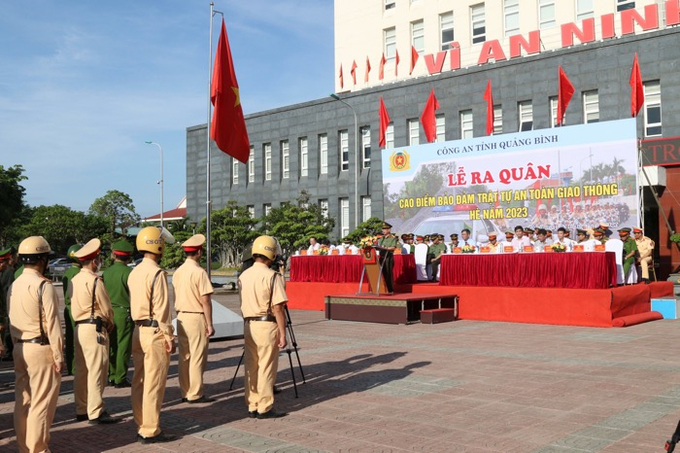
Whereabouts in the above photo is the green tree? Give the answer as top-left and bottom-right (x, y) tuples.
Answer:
(201, 201), (259, 268)
(89, 190), (140, 236)
(0, 165), (28, 247)
(160, 230), (193, 270)
(260, 191), (335, 258)
(20, 205), (108, 255)
(345, 217), (384, 244)
(167, 217), (190, 234)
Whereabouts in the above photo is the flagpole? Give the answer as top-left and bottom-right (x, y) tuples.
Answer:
(205, 2), (216, 280)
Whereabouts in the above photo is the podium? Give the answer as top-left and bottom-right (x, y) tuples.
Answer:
(358, 247), (390, 295)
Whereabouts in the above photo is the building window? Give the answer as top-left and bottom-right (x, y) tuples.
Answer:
(361, 127), (371, 168)
(549, 96), (560, 128)
(411, 20), (424, 54)
(493, 105), (503, 134)
(518, 101), (533, 131)
(263, 143), (272, 181)
(247, 205), (255, 218)
(281, 140), (289, 179)
(384, 0), (396, 11)
(440, 12), (454, 50)
(340, 198), (350, 237)
(460, 110), (473, 139)
(644, 81), (662, 137)
(232, 158), (239, 185)
(576, 0), (594, 21)
(340, 130), (349, 171)
(504, 0), (519, 37)
(362, 196), (372, 222)
(263, 203), (271, 217)
(299, 137), (308, 177)
(583, 91), (599, 124)
(436, 114), (446, 142)
(471, 4), (486, 44)
(539, 0), (556, 29)
(319, 199), (329, 218)
(386, 123), (395, 148)
(319, 134), (328, 175)
(248, 146), (255, 183)
(384, 27), (396, 60)
(617, 0), (635, 12)
(408, 119), (420, 145)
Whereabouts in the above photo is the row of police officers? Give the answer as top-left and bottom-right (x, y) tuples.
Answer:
(3, 227), (246, 451)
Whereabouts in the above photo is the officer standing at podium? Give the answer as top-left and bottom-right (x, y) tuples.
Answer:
(376, 222), (399, 293)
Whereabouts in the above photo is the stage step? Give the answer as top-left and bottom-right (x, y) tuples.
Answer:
(420, 308), (457, 324)
(651, 297), (680, 319)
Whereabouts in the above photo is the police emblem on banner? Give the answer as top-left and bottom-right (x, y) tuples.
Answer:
(390, 150), (410, 171)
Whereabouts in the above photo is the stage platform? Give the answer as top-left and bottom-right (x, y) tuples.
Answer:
(324, 292), (458, 325)
(287, 280), (674, 328)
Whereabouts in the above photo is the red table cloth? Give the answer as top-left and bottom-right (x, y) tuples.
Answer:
(438, 252), (617, 289)
(289, 254), (417, 284)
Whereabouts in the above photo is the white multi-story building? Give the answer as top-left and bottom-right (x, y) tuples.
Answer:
(335, 0), (676, 92)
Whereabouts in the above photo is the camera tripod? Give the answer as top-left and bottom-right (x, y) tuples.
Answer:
(229, 305), (306, 398)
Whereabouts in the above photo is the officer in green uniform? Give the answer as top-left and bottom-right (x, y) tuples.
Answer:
(62, 244), (82, 375)
(618, 227), (638, 280)
(376, 222), (399, 293)
(428, 234), (447, 282)
(103, 240), (134, 387)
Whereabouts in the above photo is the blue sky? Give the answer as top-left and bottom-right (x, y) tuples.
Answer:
(0, 0), (334, 218)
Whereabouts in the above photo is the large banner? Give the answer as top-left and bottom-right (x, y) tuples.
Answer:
(382, 118), (639, 242)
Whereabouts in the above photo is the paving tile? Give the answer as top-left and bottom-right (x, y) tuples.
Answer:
(3, 291), (680, 452)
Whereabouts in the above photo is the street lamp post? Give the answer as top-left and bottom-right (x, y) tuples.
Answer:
(145, 141), (164, 229)
(330, 93), (360, 233)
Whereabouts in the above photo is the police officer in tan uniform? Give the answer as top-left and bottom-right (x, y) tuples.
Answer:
(172, 234), (215, 403)
(70, 238), (118, 424)
(238, 235), (288, 419)
(634, 227), (655, 283)
(129, 226), (176, 444)
(9, 236), (64, 453)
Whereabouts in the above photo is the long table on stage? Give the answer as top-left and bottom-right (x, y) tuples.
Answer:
(290, 254), (417, 284)
(439, 252), (617, 289)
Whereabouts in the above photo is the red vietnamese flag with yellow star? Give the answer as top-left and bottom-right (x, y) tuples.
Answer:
(211, 19), (250, 163)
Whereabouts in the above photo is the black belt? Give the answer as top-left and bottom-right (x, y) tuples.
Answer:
(244, 315), (276, 323)
(178, 311), (203, 314)
(135, 319), (159, 327)
(75, 319), (97, 325)
(17, 337), (49, 345)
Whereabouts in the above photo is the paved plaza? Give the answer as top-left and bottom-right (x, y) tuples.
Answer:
(1, 288), (680, 452)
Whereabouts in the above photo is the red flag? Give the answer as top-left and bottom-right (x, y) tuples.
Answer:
(210, 19), (250, 163)
(365, 56), (371, 83)
(420, 89), (440, 143)
(410, 46), (419, 75)
(379, 97), (391, 148)
(379, 53), (386, 80)
(395, 49), (400, 76)
(630, 53), (644, 117)
(484, 80), (494, 136)
(557, 66), (575, 126)
(339, 64), (344, 89)
(350, 60), (357, 85)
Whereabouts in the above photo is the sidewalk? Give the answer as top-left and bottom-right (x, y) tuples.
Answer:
(1, 291), (680, 452)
